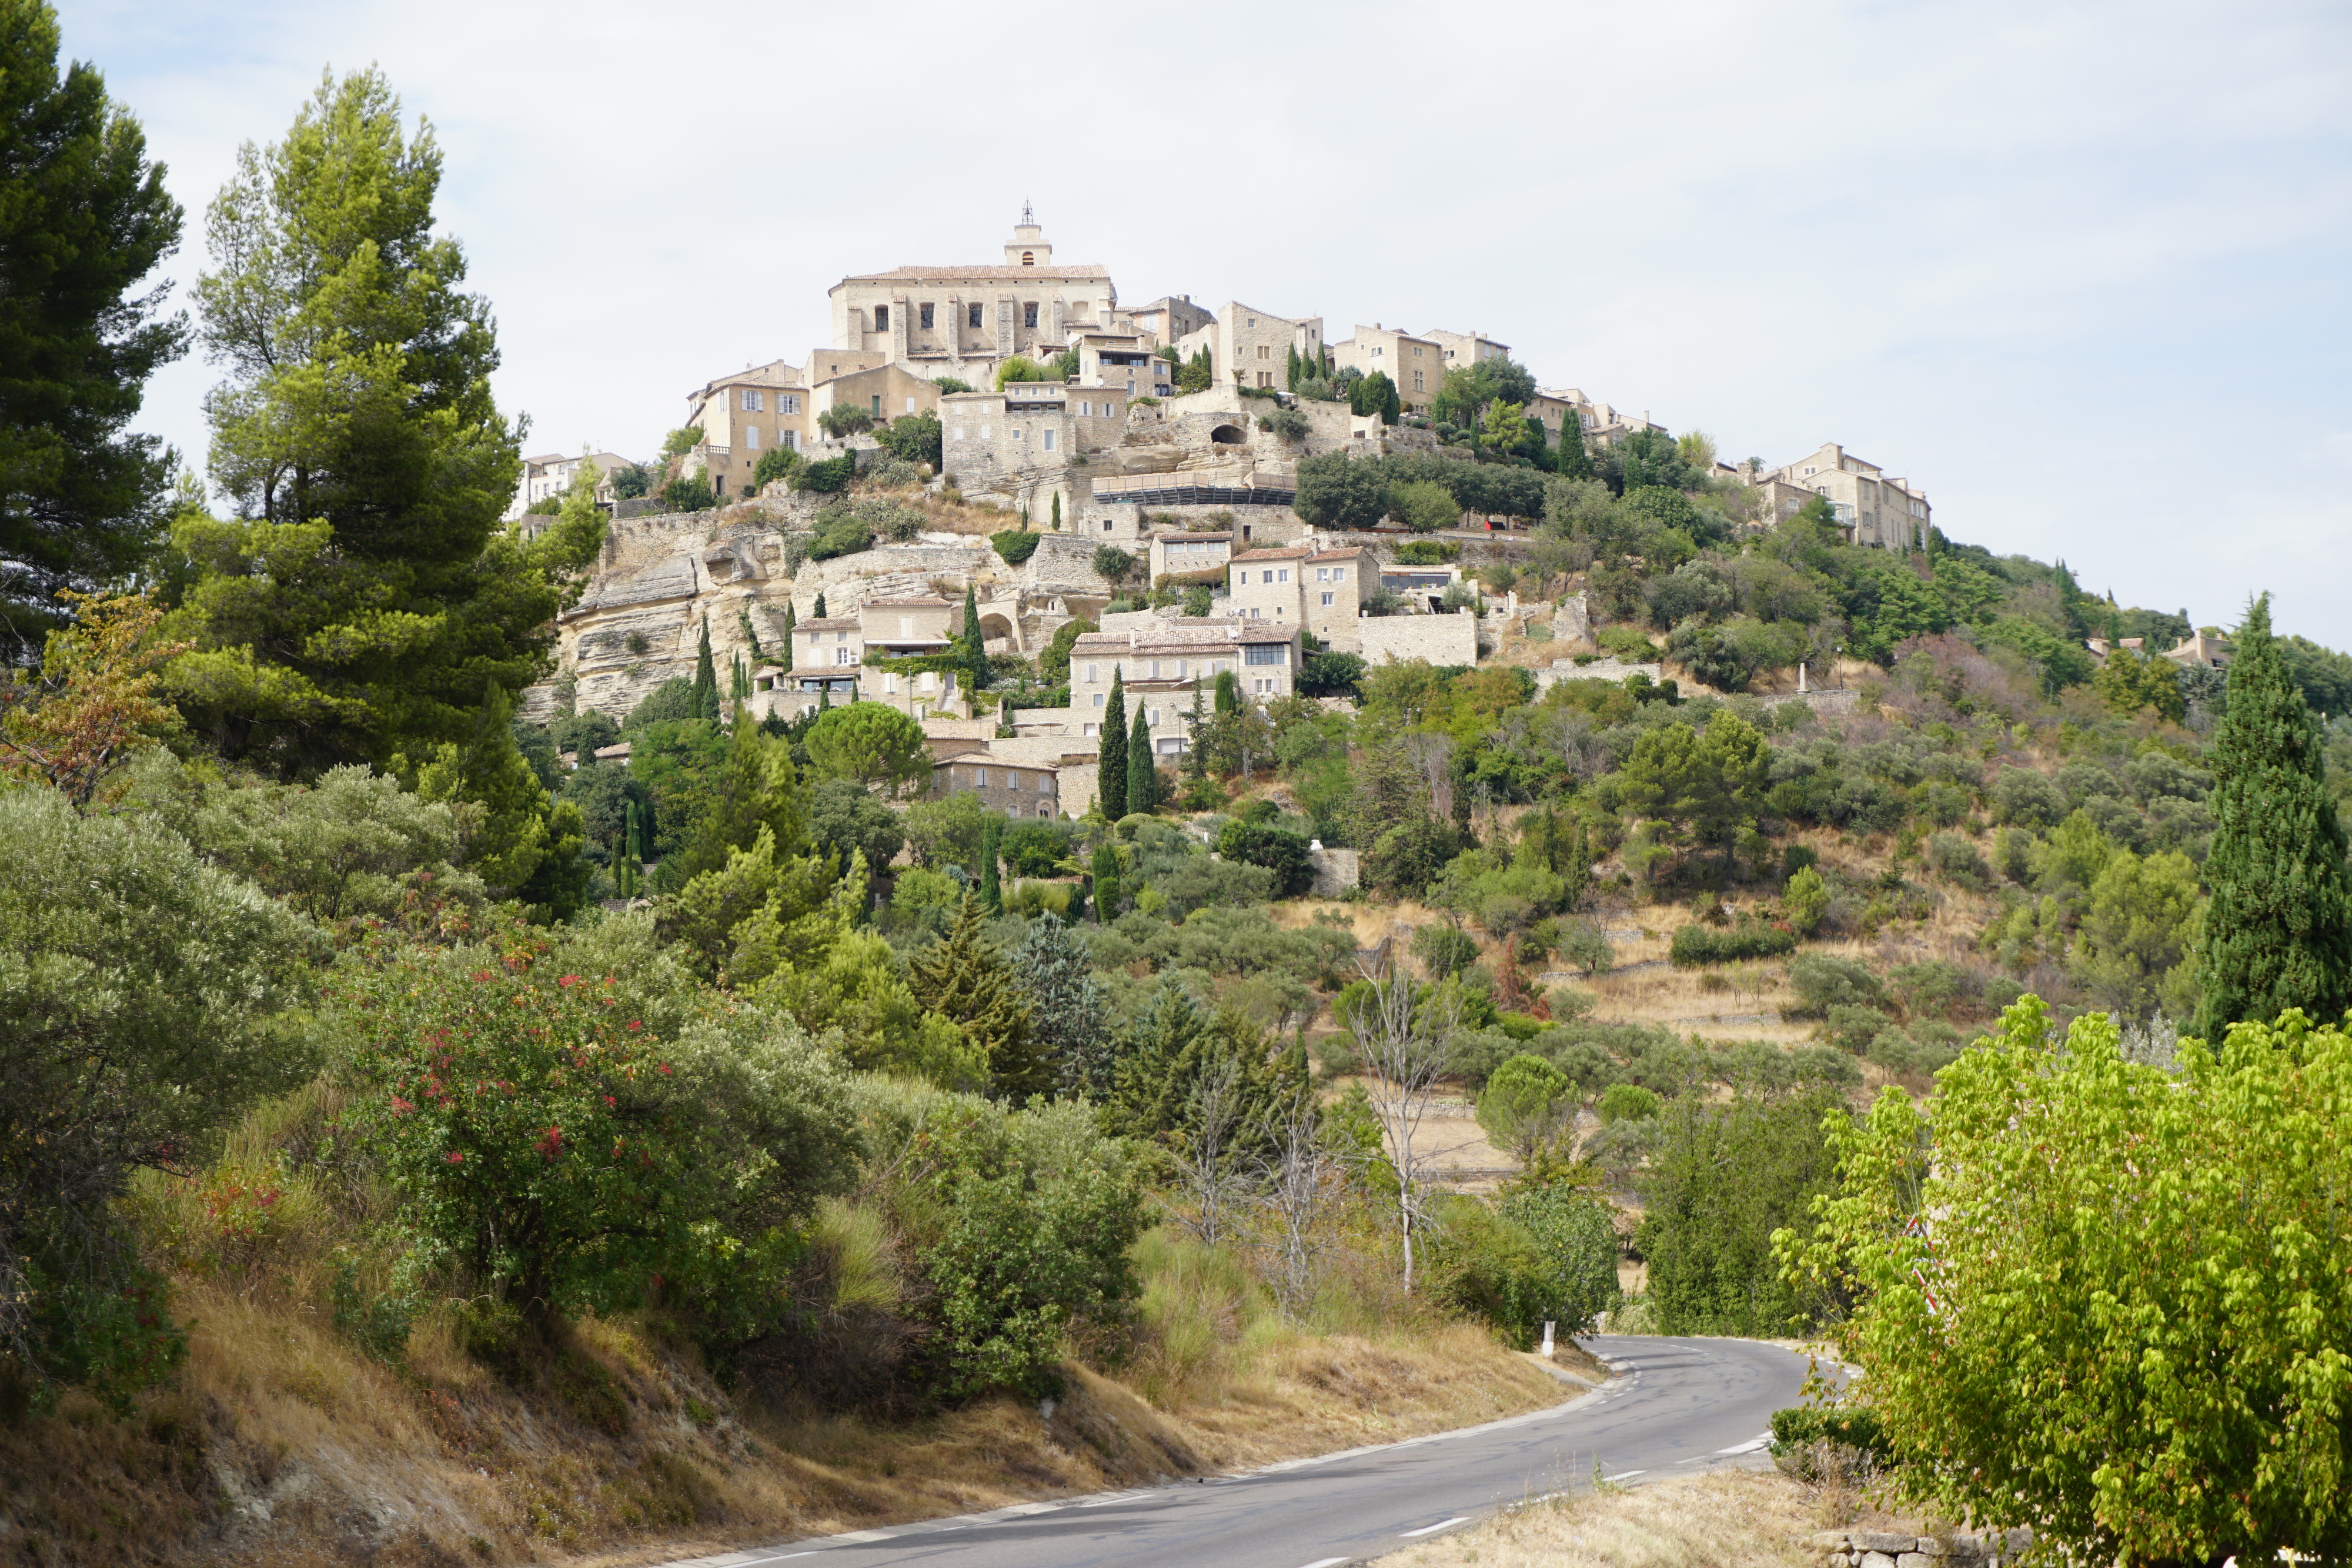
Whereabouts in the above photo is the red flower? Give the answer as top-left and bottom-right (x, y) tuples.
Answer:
(559, 974), (581, 988)
(626, 1019), (642, 1031)
(389, 1095), (415, 1116)
(536, 1125), (565, 1162)
(445, 1150), (465, 1164)
(603, 1095), (616, 1109)
(657, 1062), (673, 1075)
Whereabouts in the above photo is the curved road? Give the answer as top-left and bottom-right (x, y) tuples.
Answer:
(651, 1336), (1809, 1568)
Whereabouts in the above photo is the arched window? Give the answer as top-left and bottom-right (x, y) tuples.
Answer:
(1021, 251), (1035, 266)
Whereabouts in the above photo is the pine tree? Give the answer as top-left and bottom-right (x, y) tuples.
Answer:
(908, 895), (1045, 1100)
(0, 1), (187, 654)
(1127, 707), (1157, 815)
(1090, 840), (1121, 924)
(673, 718), (802, 881)
(692, 615), (719, 720)
(1098, 671), (1128, 819)
(961, 584), (988, 698)
(979, 815), (1003, 914)
(1184, 688), (1208, 782)
(1556, 410), (1592, 480)
(2195, 594), (2352, 1037)
(813, 591), (827, 619)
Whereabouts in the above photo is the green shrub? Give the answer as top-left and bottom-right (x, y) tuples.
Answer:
(1769, 1405), (1889, 1482)
(1598, 1082), (1661, 1125)
(1788, 952), (1883, 1016)
(999, 818), (1074, 877)
(1476, 1054), (1571, 1160)
(1412, 922), (1481, 978)
(808, 507), (874, 560)
(1433, 1185), (1621, 1349)
(1636, 1088), (1839, 1336)
(1554, 918), (1615, 977)
(1867, 1027), (1960, 1078)
(1214, 819), (1314, 898)
(1668, 920), (1796, 967)
(991, 529), (1041, 565)
(796, 452), (856, 494)
(1392, 540), (1459, 566)
(1926, 831), (1991, 891)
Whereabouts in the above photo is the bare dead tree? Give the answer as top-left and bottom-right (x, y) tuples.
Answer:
(1163, 1053), (1253, 1248)
(1351, 950), (1462, 1294)
(1400, 731), (1455, 824)
(1254, 1093), (1333, 1317)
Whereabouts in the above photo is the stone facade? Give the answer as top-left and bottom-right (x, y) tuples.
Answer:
(826, 213), (1118, 389)
(1173, 300), (1325, 397)
(929, 754), (1063, 819)
(1753, 442), (1930, 551)
(1068, 618), (1301, 754)
(508, 451), (634, 521)
(1358, 609), (1478, 667)
(1332, 323), (1445, 412)
(1307, 844), (1360, 897)
(1805, 1528), (2030, 1568)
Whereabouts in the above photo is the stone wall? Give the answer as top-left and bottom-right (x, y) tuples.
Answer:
(1355, 610), (1479, 666)
(1308, 845), (1359, 897)
(1806, 1528), (2030, 1568)
(1531, 656), (1664, 694)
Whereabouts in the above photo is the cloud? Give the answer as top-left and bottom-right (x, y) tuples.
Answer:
(61, 0), (2352, 641)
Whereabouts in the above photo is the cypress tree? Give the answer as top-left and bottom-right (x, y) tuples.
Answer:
(1127, 706), (1156, 814)
(780, 600), (797, 645)
(1558, 410), (1592, 480)
(692, 615), (719, 720)
(961, 583), (988, 698)
(1214, 669), (1240, 715)
(908, 895), (1045, 1100)
(1098, 671), (1128, 819)
(979, 815), (1003, 914)
(813, 591), (827, 619)
(1184, 688), (1208, 781)
(1090, 840), (1120, 924)
(1286, 343), (1301, 390)
(1050, 490), (1061, 530)
(2196, 594), (2352, 1037)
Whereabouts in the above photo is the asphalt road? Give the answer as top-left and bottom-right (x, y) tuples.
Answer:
(653, 1335), (1809, 1568)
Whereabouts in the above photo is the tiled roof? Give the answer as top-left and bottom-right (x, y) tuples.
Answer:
(862, 596), (951, 608)
(834, 265), (1111, 284)
(1154, 531), (1234, 543)
(1309, 547), (1372, 561)
(1231, 546), (1314, 561)
(798, 617), (859, 630)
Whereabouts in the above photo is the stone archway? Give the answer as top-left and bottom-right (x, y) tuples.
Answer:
(1209, 423), (1245, 445)
(978, 610), (1020, 653)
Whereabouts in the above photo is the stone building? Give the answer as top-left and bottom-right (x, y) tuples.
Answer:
(1424, 328), (1511, 371)
(1752, 442), (1930, 550)
(1332, 324), (1445, 413)
(682, 362), (813, 495)
(812, 362), (942, 429)
(824, 208), (1118, 389)
(939, 383), (1132, 517)
(1148, 530), (1234, 583)
(507, 451), (634, 520)
(1172, 301), (1325, 396)
(928, 754), (1062, 819)
(1064, 617), (1302, 757)
(1128, 295), (1215, 349)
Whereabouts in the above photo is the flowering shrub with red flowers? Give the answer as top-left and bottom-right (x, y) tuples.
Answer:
(332, 914), (856, 1325)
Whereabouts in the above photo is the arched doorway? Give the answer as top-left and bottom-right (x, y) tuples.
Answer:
(1209, 423), (1245, 445)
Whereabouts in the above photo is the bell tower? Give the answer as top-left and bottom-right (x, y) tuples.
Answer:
(1004, 200), (1053, 267)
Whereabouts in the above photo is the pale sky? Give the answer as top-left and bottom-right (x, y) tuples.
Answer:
(56, 0), (2352, 646)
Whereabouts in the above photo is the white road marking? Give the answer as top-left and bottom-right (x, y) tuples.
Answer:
(1298, 1559), (1354, 1568)
(1401, 1516), (1471, 1537)
(1603, 1470), (1646, 1481)
(1714, 1433), (1772, 1455)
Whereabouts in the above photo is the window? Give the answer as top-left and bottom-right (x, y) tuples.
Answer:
(740, 389), (763, 412)
(744, 425), (760, 448)
(953, 427), (965, 440)
(920, 302), (934, 330)
(1147, 708), (1161, 727)
(974, 767), (988, 786)
(1104, 519), (1114, 532)
(1091, 691), (1105, 708)
(1043, 429), (1055, 452)
(1321, 591), (1334, 607)
(1257, 345), (1271, 359)
(1412, 345), (1423, 356)
(1253, 677), (1272, 694)
(870, 394), (883, 417)
(1257, 372), (1273, 387)
(1315, 567), (1328, 581)
(1079, 400), (1091, 416)
(1084, 663), (1097, 682)
(834, 647), (855, 666)
(1020, 251), (1034, 266)
(1372, 346), (1383, 356)
(1037, 803), (1051, 818)
(1333, 566), (1346, 580)
(874, 305), (889, 330)
(1244, 643), (1285, 666)
(782, 394), (800, 414)
(883, 671), (897, 693)
(969, 302), (984, 329)
(1412, 372), (1424, 392)
(980, 426), (990, 440)
(1278, 569), (1289, 583)
(1024, 302), (1039, 327)
(1173, 659), (1185, 677)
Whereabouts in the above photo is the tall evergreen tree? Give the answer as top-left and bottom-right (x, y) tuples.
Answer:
(1556, 409), (1592, 480)
(780, 599), (796, 646)
(908, 895), (1044, 1100)
(812, 591), (827, 619)
(0, 0), (188, 658)
(961, 583), (988, 699)
(1127, 706), (1157, 814)
(978, 815), (1003, 914)
(1016, 917), (1111, 1098)
(2196, 594), (2352, 1037)
(692, 615), (718, 720)
(1098, 671), (1128, 819)
(1214, 668), (1240, 715)
(1184, 688), (1209, 782)
(1285, 343), (1301, 391)
(1090, 840), (1120, 924)
(169, 68), (595, 774)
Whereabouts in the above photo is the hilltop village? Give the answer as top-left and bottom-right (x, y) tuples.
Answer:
(517, 211), (1970, 824)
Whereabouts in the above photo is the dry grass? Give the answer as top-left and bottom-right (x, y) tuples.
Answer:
(1371, 1469), (1823, 1568)
(0, 1222), (1572, 1568)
